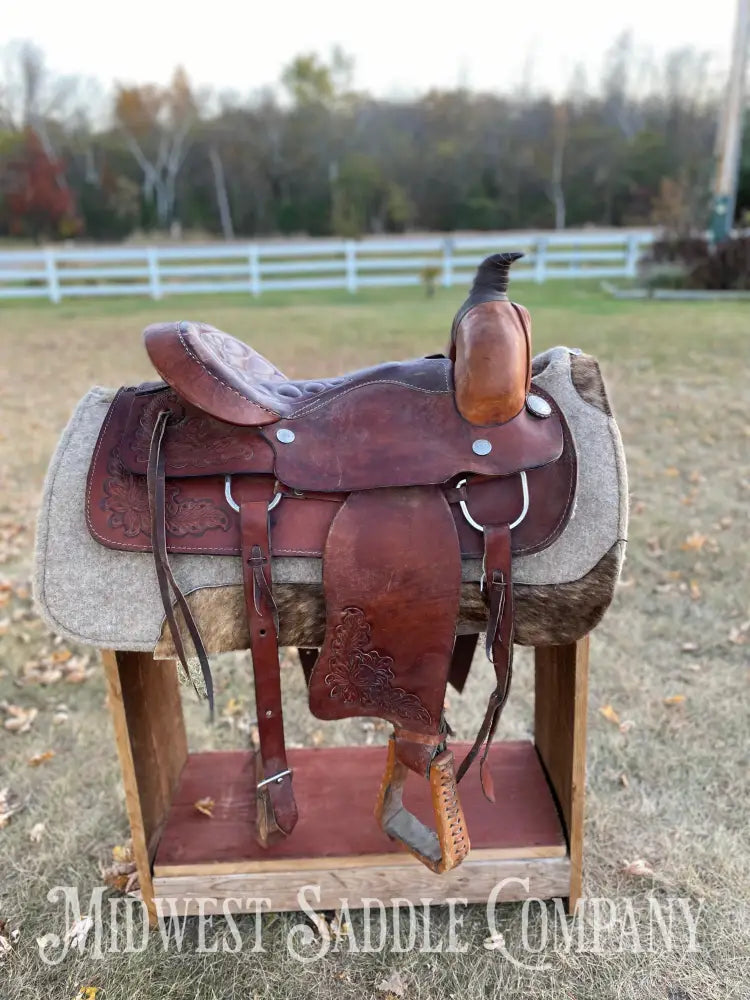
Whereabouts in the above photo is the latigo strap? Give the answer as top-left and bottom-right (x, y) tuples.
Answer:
(456, 523), (514, 801)
(239, 495), (298, 845)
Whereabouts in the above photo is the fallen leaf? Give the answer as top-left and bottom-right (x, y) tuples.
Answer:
(664, 467), (680, 478)
(329, 912), (349, 936)
(30, 822), (45, 843)
(620, 773), (630, 788)
(619, 720), (635, 734)
(599, 704), (621, 726)
(0, 787), (23, 828)
(647, 538), (664, 557)
(376, 970), (406, 997)
(664, 695), (686, 706)
(101, 859), (137, 893)
(309, 912), (329, 937)
(65, 916), (93, 951)
(728, 622), (750, 645)
(484, 931), (506, 950)
(681, 532), (707, 552)
(194, 797), (215, 817)
(221, 697), (244, 717)
(3, 705), (38, 733)
(74, 988), (101, 1000)
(50, 649), (72, 663)
(311, 728), (325, 747)
(111, 843), (133, 864)
(621, 858), (655, 878)
(688, 580), (701, 601)
(28, 750), (56, 767)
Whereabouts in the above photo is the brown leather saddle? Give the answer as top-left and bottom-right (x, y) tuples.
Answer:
(86, 253), (577, 873)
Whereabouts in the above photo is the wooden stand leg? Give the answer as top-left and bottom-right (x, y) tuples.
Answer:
(102, 650), (188, 925)
(534, 636), (589, 913)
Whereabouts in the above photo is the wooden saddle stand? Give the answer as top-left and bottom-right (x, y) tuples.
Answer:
(87, 255), (607, 920)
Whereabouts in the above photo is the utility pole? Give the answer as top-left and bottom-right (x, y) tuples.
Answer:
(710, 0), (750, 242)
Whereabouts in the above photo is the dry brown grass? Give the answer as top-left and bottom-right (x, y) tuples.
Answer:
(0, 284), (748, 998)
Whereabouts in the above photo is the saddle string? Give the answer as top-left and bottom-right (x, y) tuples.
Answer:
(147, 409), (215, 714)
(247, 543), (281, 636)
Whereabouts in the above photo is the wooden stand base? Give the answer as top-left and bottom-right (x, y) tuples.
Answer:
(151, 742), (568, 913)
(102, 637), (589, 923)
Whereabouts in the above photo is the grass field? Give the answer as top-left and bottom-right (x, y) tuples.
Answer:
(0, 282), (748, 999)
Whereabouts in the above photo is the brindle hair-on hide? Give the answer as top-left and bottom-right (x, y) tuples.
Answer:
(155, 543), (624, 663)
(569, 353), (612, 415)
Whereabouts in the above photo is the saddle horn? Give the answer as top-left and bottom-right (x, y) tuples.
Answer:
(448, 253), (531, 426)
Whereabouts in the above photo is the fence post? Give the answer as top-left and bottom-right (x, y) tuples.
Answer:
(249, 245), (260, 296)
(147, 248), (162, 300)
(442, 237), (453, 287)
(345, 241), (357, 293)
(625, 233), (640, 278)
(45, 248), (60, 304)
(534, 237), (548, 283)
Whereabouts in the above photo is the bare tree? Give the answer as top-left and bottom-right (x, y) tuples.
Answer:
(114, 67), (197, 229)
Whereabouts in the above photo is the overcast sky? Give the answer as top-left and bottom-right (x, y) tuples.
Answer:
(4, 0), (739, 98)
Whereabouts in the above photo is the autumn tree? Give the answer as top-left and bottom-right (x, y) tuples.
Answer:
(3, 130), (79, 239)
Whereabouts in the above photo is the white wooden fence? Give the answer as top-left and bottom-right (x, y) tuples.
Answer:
(0, 229), (655, 303)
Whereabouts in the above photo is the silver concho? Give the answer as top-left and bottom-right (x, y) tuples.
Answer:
(526, 394), (552, 418)
(472, 439), (493, 456)
(276, 428), (296, 444)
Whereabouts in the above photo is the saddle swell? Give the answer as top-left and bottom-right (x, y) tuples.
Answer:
(86, 252), (587, 874)
(448, 253), (532, 425)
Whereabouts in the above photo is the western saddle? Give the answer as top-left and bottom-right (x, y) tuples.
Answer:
(86, 253), (577, 874)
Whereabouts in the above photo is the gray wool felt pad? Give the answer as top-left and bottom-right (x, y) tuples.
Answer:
(34, 347), (628, 651)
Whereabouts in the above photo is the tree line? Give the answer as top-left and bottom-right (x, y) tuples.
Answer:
(0, 36), (747, 243)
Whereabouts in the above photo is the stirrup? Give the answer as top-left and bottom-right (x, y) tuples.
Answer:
(374, 735), (470, 874)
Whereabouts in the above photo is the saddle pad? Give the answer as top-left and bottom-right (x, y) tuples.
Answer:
(34, 348), (628, 652)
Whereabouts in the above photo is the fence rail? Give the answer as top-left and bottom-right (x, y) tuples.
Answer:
(0, 229), (655, 303)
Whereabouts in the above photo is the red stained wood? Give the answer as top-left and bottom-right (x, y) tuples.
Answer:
(155, 741), (564, 868)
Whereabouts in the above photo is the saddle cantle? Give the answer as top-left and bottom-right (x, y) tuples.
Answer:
(83, 252), (592, 873)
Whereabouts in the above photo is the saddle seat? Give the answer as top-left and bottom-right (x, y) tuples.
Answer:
(145, 321), (452, 428)
(144, 317), (531, 432)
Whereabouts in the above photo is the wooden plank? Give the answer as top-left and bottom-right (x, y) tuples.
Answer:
(154, 742), (566, 875)
(534, 636), (590, 912)
(102, 650), (188, 924)
(153, 856), (571, 913)
(156, 841), (566, 879)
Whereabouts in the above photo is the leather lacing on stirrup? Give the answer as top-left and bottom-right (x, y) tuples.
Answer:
(147, 409), (216, 713)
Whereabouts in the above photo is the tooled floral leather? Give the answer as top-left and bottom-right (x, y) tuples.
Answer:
(101, 451), (230, 540)
(323, 607), (432, 724)
(128, 390), (258, 470)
